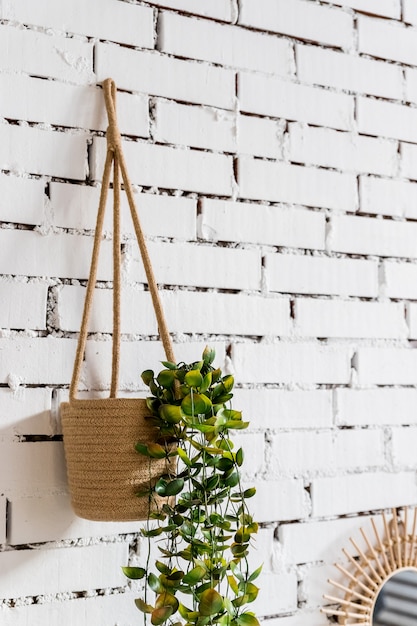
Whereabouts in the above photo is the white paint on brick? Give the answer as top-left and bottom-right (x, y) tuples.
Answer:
(0, 124), (87, 180)
(128, 242), (261, 290)
(358, 97), (417, 144)
(391, 427), (417, 468)
(49, 182), (197, 239)
(0, 24), (93, 83)
(232, 432), (264, 477)
(239, 157), (357, 211)
(358, 16), (417, 66)
(302, 563), (338, 608)
(400, 142), (417, 181)
(0, 593), (141, 626)
(1, 0), (154, 47)
(0, 497), (6, 544)
(0, 337), (76, 386)
(317, 0), (400, 18)
(154, 99), (236, 152)
(403, 0), (417, 25)
(355, 348), (417, 385)
(336, 388), (417, 426)
(237, 115), (284, 159)
(248, 478), (310, 523)
(96, 43), (235, 109)
(240, 0), (353, 48)
(407, 303), (417, 339)
(312, 472), (417, 517)
(360, 175), (417, 219)
(0, 388), (52, 436)
(92, 136), (233, 195)
(148, 0), (233, 20)
(405, 68), (417, 104)
(294, 298), (407, 339)
(200, 199), (325, 249)
(0, 281), (48, 330)
(0, 174), (44, 226)
(239, 72), (354, 131)
(252, 571), (298, 617)
(233, 342), (352, 385)
(58, 286), (290, 337)
(329, 215), (417, 259)
(289, 123), (398, 177)
(9, 495), (143, 545)
(266, 254), (378, 297)
(0, 543), (128, 598)
(0, 75), (149, 136)
(264, 610), (328, 626)
(0, 230), (112, 280)
(296, 44), (403, 100)
(159, 11), (293, 75)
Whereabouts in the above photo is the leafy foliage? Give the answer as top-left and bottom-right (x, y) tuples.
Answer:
(124, 347), (261, 626)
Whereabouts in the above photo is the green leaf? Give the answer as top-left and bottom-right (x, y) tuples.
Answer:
(248, 565), (263, 582)
(157, 369), (176, 387)
(147, 443), (168, 459)
(236, 613), (260, 626)
(182, 565), (206, 585)
(141, 369), (154, 385)
(159, 404), (183, 424)
(185, 370), (203, 388)
(221, 375), (234, 392)
(243, 487), (256, 499)
(155, 592), (179, 612)
(177, 447), (192, 466)
(236, 448), (244, 467)
(135, 598), (154, 614)
(227, 575), (239, 595)
(156, 561), (171, 575)
(200, 372), (212, 393)
(122, 566), (145, 580)
(149, 572), (165, 593)
(181, 393), (212, 416)
(202, 346), (216, 365)
(141, 526), (163, 538)
(155, 477), (185, 497)
(135, 442), (150, 456)
(151, 606), (174, 625)
(198, 589), (224, 616)
(234, 527), (251, 544)
(161, 360), (178, 370)
(223, 470), (239, 488)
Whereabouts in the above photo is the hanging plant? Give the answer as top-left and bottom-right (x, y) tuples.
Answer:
(123, 346), (261, 626)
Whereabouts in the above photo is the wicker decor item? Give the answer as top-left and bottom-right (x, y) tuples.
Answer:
(61, 78), (176, 522)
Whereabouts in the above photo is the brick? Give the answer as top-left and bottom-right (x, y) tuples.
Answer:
(232, 342), (352, 384)
(0, 24), (93, 83)
(0, 388), (52, 436)
(0, 230), (112, 280)
(0, 593), (141, 626)
(358, 15), (417, 66)
(302, 563), (337, 608)
(279, 514), (383, 565)
(232, 389), (333, 430)
(92, 137), (233, 195)
(0, 337), (76, 385)
(336, 388), (417, 427)
(357, 97), (417, 143)
(96, 43), (235, 109)
(0, 124), (87, 180)
(405, 68), (417, 104)
(0, 497), (5, 543)
(317, 0), (400, 18)
(408, 303), (417, 338)
(404, 0), (417, 24)
(154, 100), (236, 152)
(329, 214), (417, 259)
(296, 44), (403, 99)
(0, 442), (67, 496)
(147, 0), (233, 20)
(334, 429), (385, 471)
(128, 242), (261, 290)
(355, 347), (417, 385)
(391, 427), (417, 468)
(252, 571), (298, 617)
(400, 142), (417, 180)
(240, 0), (353, 48)
(248, 478), (309, 523)
(312, 471), (417, 517)
(83, 340), (226, 391)
(294, 298), (407, 339)
(9, 495), (143, 544)
(0, 75), (149, 136)
(237, 115), (284, 159)
(0, 174), (45, 225)
(385, 261), (412, 302)
(49, 182), (197, 240)
(200, 200), (326, 249)
(0, 281), (48, 330)
(1, 0), (153, 47)
(264, 611), (328, 626)
(289, 123), (398, 177)
(232, 432), (264, 477)
(239, 72), (354, 131)
(159, 12), (293, 75)
(0, 543), (128, 598)
(58, 286), (290, 337)
(238, 157), (357, 211)
(360, 175), (417, 219)
(266, 254), (378, 297)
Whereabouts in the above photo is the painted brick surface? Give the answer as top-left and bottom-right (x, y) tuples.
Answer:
(355, 347), (417, 385)
(358, 16), (417, 66)
(248, 479), (310, 523)
(357, 96), (417, 143)
(240, 0), (353, 47)
(404, 0), (417, 24)
(0, 175), (44, 225)
(359, 175), (417, 218)
(400, 142), (417, 180)
(146, 0), (233, 20)
(318, 0), (400, 17)
(0, 497), (6, 544)
(237, 115), (284, 159)
(0, 388), (53, 436)
(335, 389), (417, 426)
(0, 281), (48, 330)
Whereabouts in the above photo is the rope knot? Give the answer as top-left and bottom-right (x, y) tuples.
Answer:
(106, 123), (121, 152)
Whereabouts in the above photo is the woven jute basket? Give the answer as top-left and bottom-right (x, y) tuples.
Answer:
(61, 79), (176, 522)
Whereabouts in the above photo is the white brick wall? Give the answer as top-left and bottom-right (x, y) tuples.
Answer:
(2, 0), (417, 622)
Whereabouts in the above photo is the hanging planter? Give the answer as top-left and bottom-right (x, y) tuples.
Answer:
(61, 78), (177, 522)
